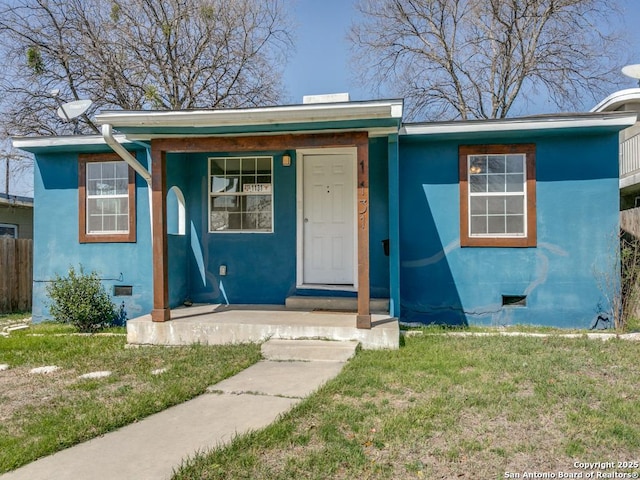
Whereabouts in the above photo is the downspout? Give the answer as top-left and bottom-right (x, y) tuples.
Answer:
(101, 124), (154, 240)
(101, 124), (151, 184)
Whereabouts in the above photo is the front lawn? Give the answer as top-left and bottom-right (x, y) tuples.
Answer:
(0, 323), (261, 473)
(175, 332), (640, 479)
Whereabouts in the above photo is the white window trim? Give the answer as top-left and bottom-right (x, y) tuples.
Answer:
(207, 156), (274, 234)
(86, 161), (130, 235)
(467, 154), (528, 239)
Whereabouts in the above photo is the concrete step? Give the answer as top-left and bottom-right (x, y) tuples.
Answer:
(261, 338), (359, 362)
(285, 295), (389, 313)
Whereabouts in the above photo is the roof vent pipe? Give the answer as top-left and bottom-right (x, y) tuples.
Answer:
(101, 124), (152, 185)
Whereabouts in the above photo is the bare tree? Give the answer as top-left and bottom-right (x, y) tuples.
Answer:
(1, 139), (33, 196)
(350, 0), (631, 120)
(0, 0), (293, 135)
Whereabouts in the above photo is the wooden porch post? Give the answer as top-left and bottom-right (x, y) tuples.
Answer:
(151, 146), (170, 322)
(356, 138), (371, 329)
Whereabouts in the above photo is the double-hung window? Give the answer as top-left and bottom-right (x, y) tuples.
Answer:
(79, 153), (136, 243)
(208, 156), (273, 232)
(459, 144), (536, 247)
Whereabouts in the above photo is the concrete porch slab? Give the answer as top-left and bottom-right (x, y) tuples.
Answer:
(127, 304), (399, 350)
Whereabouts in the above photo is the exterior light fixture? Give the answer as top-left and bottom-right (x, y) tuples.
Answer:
(282, 153), (292, 167)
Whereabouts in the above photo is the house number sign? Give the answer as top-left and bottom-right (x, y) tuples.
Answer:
(243, 183), (271, 193)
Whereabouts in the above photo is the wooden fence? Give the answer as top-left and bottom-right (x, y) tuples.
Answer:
(621, 207), (640, 239)
(0, 238), (32, 313)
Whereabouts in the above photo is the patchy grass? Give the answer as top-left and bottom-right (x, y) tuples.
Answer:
(0, 312), (31, 329)
(0, 323), (261, 473)
(175, 334), (640, 480)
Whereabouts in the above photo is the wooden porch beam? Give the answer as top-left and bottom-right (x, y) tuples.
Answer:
(356, 138), (371, 329)
(152, 131), (368, 153)
(151, 148), (170, 322)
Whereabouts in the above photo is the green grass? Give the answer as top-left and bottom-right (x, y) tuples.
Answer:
(0, 323), (261, 473)
(0, 311), (31, 326)
(174, 333), (640, 480)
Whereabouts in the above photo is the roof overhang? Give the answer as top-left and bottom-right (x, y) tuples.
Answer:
(400, 112), (637, 140)
(12, 134), (134, 154)
(591, 88), (640, 113)
(94, 99), (404, 138)
(0, 195), (33, 208)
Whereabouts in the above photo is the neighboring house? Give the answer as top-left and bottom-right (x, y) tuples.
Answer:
(0, 192), (33, 239)
(13, 97), (635, 328)
(592, 88), (640, 209)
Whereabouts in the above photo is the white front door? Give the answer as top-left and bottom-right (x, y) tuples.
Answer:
(302, 152), (355, 285)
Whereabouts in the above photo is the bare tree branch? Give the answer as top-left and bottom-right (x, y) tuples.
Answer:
(0, 0), (293, 135)
(350, 0), (632, 120)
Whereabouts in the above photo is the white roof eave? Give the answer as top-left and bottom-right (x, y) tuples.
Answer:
(591, 88), (640, 112)
(94, 100), (404, 128)
(400, 114), (638, 136)
(12, 134), (132, 149)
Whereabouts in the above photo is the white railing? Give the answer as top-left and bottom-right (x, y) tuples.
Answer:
(621, 132), (640, 177)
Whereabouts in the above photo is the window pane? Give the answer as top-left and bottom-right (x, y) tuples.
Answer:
(257, 157), (271, 173)
(0, 225), (17, 238)
(212, 176), (239, 194)
(506, 173), (524, 192)
(88, 214), (102, 233)
(116, 214), (129, 232)
(506, 215), (524, 234)
(470, 216), (487, 234)
(257, 175), (271, 184)
(244, 195), (271, 212)
(470, 197), (487, 214)
(115, 161), (129, 178)
(470, 175), (487, 192)
(488, 156), (505, 173)
(241, 157), (256, 175)
(226, 158), (240, 174)
(256, 212), (272, 230)
(488, 174), (506, 192)
(228, 213), (242, 229)
(488, 197), (506, 215)
(212, 195), (239, 209)
(211, 158), (225, 175)
(488, 215), (506, 234)
(469, 156), (485, 175)
(506, 155), (524, 173)
(115, 178), (129, 195)
(506, 197), (524, 214)
(210, 211), (229, 231)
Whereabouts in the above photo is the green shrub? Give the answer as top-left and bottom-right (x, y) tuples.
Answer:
(46, 266), (117, 332)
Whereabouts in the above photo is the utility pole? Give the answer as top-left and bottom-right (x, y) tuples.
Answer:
(4, 156), (8, 196)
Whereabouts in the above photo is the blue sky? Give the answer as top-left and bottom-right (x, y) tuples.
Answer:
(284, 0), (640, 105)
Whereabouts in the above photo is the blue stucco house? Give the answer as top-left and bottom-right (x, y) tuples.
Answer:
(13, 97), (636, 333)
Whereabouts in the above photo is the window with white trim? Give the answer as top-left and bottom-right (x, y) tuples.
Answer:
(79, 153), (136, 243)
(86, 161), (130, 234)
(460, 144), (536, 247)
(468, 153), (526, 236)
(208, 156), (273, 232)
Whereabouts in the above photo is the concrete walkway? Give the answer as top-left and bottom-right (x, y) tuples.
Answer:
(0, 339), (357, 480)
